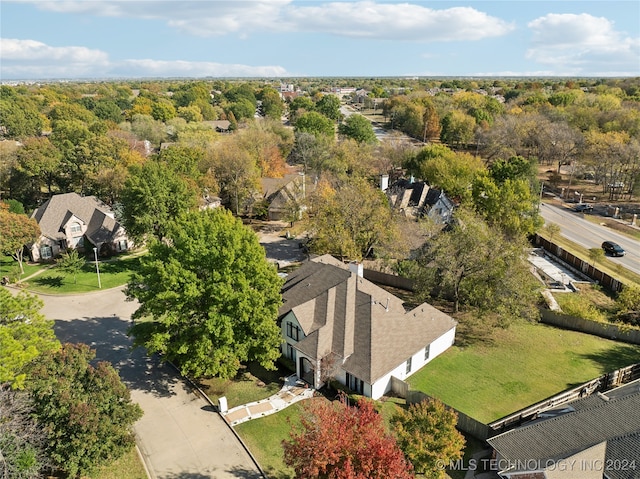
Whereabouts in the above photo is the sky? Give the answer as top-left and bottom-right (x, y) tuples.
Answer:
(1, 0), (639, 80)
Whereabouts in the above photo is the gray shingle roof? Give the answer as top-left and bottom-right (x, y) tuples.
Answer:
(31, 193), (122, 245)
(488, 391), (640, 474)
(280, 255), (457, 384)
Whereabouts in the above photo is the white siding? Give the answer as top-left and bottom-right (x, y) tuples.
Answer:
(370, 327), (456, 400)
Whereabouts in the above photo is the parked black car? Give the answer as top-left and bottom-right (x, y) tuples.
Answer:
(601, 241), (625, 257)
(574, 203), (593, 212)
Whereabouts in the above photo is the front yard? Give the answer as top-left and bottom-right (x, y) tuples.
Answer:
(18, 254), (143, 294)
(407, 320), (640, 423)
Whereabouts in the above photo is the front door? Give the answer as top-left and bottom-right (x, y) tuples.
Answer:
(299, 357), (315, 387)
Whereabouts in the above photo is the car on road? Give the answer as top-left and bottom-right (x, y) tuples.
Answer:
(574, 203), (593, 212)
(601, 241), (625, 257)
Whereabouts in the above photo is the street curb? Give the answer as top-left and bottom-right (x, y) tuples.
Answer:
(166, 361), (268, 479)
(135, 443), (154, 479)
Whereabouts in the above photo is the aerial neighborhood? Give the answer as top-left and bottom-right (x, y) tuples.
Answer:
(1, 74), (640, 479)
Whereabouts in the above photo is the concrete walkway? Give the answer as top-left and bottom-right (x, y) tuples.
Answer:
(222, 375), (314, 426)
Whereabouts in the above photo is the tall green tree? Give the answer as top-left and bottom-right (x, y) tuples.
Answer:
(127, 209), (283, 379)
(119, 160), (199, 242)
(56, 249), (85, 284)
(392, 398), (464, 478)
(0, 288), (60, 389)
(26, 343), (143, 478)
(338, 114), (378, 144)
(405, 144), (484, 202)
(315, 94), (342, 121)
(294, 111), (336, 139)
(412, 209), (540, 326)
(308, 177), (400, 260)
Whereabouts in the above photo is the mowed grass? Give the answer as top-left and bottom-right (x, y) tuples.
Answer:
(235, 401), (311, 479)
(407, 321), (640, 423)
(90, 447), (147, 479)
(0, 254), (49, 280)
(200, 362), (287, 409)
(22, 255), (142, 294)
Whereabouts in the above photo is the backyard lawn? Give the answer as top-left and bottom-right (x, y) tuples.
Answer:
(407, 320), (640, 423)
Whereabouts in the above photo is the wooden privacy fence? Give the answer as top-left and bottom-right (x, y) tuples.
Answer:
(389, 377), (492, 441)
(540, 309), (640, 345)
(389, 362), (640, 441)
(534, 235), (623, 292)
(488, 362), (640, 435)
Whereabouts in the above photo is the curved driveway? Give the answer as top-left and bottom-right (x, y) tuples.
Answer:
(40, 287), (263, 479)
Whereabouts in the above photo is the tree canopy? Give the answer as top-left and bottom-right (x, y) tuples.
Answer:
(283, 397), (414, 479)
(391, 398), (465, 477)
(0, 289), (60, 389)
(119, 159), (199, 242)
(411, 209), (541, 330)
(338, 114), (378, 144)
(0, 203), (41, 276)
(307, 177), (401, 261)
(26, 343), (143, 478)
(127, 208), (283, 379)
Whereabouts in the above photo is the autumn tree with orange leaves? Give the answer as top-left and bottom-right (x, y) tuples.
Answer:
(283, 396), (414, 479)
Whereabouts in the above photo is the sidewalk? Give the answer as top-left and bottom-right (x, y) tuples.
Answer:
(222, 375), (314, 426)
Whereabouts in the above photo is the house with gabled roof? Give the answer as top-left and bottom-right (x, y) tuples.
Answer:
(279, 255), (457, 399)
(386, 178), (455, 223)
(487, 380), (640, 479)
(29, 192), (131, 261)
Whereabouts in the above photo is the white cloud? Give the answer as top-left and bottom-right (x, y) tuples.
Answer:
(284, 2), (514, 41)
(19, 0), (514, 41)
(116, 59), (289, 78)
(0, 38), (289, 79)
(526, 13), (640, 76)
(0, 38), (111, 78)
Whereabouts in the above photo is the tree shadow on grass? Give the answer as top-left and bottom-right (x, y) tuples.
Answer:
(577, 343), (640, 374)
(31, 274), (65, 288)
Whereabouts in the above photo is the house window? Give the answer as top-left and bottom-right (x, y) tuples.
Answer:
(70, 222), (82, 234)
(406, 357), (412, 374)
(117, 239), (128, 251)
(425, 345), (430, 361)
(286, 343), (296, 361)
(286, 321), (300, 341)
(71, 236), (84, 247)
(40, 245), (52, 260)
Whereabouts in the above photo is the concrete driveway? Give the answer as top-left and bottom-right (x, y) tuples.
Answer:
(39, 288), (263, 479)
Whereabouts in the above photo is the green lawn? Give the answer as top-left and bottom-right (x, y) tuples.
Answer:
(0, 254), (49, 281)
(407, 321), (640, 423)
(22, 255), (142, 294)
(236, 401), (310, 479)
(200, 362), (288, 409)
(90, 447), (147, 479)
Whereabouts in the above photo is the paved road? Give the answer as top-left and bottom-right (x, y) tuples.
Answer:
(540, 203), (640, 275)
(39, 288), (263, 479)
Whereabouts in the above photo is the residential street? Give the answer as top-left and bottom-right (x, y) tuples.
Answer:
(39, 288), (263, 479)
(539, 203), (640, 275)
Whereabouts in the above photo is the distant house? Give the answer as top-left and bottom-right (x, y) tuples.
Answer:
(487, 381), (640, 479)
(386, 179), (455, 223)
(29, 193), (131, 261)
(279, 255), (457, 399)
(261, 171), (308, 222)
(202, 120), (231, 133)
